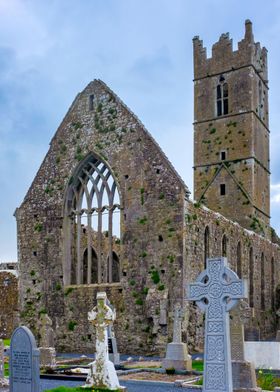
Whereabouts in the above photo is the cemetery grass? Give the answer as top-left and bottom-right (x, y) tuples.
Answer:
(191, 360), (203, 372)
(3, 339), (10, 346)
(257, 370), (280, 391)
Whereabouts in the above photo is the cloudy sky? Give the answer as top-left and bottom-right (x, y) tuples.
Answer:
(1, 0), (280, 261)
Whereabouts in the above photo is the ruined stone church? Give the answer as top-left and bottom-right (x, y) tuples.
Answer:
(15, 20), (280, 354)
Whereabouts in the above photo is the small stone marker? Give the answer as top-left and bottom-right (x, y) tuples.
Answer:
(9, 326), (40, 392)
(230, 300), (260, 391)
(84, 292), (125, 390)
(187, 257), (246, 392)
(38, 313), (56, 368)
(106, 299), (120, 365)
(162, 303), (192, 371)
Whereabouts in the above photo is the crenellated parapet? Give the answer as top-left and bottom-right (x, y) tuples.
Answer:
(193, 20), (268, 82)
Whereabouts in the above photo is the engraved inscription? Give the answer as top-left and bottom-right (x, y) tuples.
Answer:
(12, 350), (31, 384)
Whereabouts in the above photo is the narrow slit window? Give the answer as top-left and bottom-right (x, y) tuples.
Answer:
(89, 94), (95, 111)
(220, 184), (226, 195)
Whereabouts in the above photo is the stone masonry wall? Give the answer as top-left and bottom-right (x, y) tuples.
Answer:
(16, 80), (187, 355)
(184, 200), (280, 351)
(0, 272), (19, 338)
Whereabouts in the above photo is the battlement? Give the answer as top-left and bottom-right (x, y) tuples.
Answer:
(193, 20), (268, 81)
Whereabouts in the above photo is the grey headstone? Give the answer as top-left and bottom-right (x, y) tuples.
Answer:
(187, 257), (246, 392)
(9, 326), (40, 392)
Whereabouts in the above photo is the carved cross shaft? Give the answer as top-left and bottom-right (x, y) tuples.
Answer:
(230, 299), (252, 361)
(88, 292), (115, 363)
(187, 258), (246, 392)
(173, 303), (183, 343)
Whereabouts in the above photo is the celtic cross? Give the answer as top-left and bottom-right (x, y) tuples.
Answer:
(187, 257), (246, 392)
(88, 292), (116, 363)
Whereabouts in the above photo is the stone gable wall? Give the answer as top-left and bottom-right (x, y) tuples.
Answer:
(16, 80), (187, 354)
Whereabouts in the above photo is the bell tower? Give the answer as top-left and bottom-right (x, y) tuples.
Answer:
(193, 20), (270, 237)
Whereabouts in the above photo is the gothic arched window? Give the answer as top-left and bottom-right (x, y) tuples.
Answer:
(63, 154), (121, 286)
(271, 257), (275, 309)
(217, 81), (228, 116)
(222, 234), (227, 257)
(237, 241), (242, 277)
(249, 247), (254, 307)
(204, 226), (210, 268)
(261, 252), (265, 310)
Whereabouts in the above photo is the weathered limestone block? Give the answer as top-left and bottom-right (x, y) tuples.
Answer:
(38, 313), (56, 368)
(146, 288), (168, 334)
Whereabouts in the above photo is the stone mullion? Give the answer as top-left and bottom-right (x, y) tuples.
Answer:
(87, 213), (92, 284)
(108, 207), (113, 283)
(97, 209), (102, 283)
(76, 213), (82, 285)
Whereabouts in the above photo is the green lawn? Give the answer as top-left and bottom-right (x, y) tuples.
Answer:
(3, 339), (10, 346)
(192, 360), (203, 372)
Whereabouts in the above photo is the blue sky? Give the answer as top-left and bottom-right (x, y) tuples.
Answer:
(1, 0), (280, 260)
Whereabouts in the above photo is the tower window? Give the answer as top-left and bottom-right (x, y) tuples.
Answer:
(220, 184), (226, 195)
(217, 81), (229, 116)
(220, 151), (226, 160)
(258, 80), (263, 119)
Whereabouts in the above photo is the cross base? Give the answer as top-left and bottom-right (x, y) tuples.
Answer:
(232, 360), (259, 391)
(162, 343), (192, 371)
(84, 359), (125, 390)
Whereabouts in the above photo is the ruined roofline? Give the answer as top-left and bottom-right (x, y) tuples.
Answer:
(193, 20), (268, 81)
(95, 79), (190, 197)
(17, 79), (190, 212)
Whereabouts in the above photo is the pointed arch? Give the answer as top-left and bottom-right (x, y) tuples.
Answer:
(112, 252), (120, 283)
(249, 247), (254, 308)
(222, 234), (227, 257)
(271, 257), (275, 309)
(261, 252), (265, 310)
(63, 153), (121, 286)
(204, 226), (210, 268)
(237, 241), (242, 277)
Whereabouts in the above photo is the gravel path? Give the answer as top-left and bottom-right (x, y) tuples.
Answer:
(41, 378), (199, 391)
